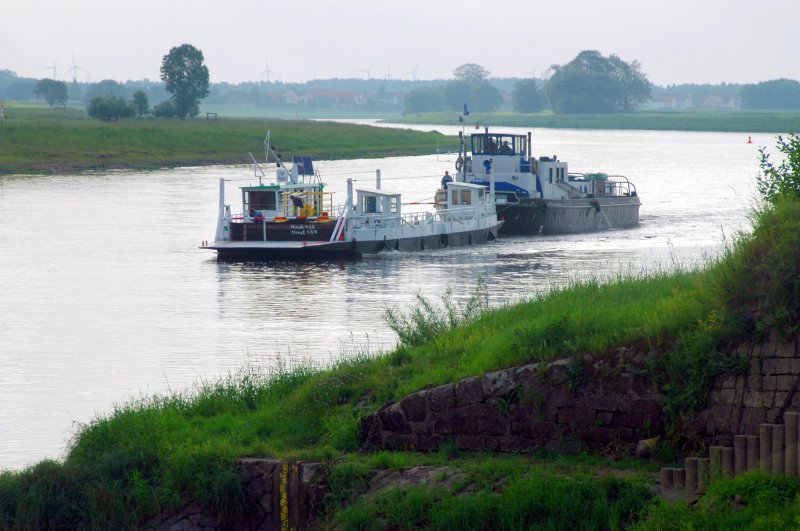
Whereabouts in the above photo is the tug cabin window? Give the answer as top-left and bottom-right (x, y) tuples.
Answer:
(472, 134), (527, 156)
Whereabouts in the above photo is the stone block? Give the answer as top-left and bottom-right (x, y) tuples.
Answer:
(596, 411), (614, 425)
(379, 408), (411, 434)
(557, 407), (596, 424)
(580, 425), (616, 443)
(478, 417), (508, 436)
(455, 376), (484, 407)
(747, 375), (762, 391)
(448, 415), (479, 435)
(776, 375), (796, 391)
(417, 434), (445, 452)
(400, 393), (428, 422)
(613, 412), (644, 429)
(428, 384), (456, 412)
(482, 369), (515, 397)
(456, 434), (485, 452)
(524, 422), (555, 439)
(763, 376), (778, 391)
(510, 421), (525, 435)
(631, 399), (663, 417)
(384, 433), (419, 450)
(410, 422), (432, 435)
(589, 395), (620, 412)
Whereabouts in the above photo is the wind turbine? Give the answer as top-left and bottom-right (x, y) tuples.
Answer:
(385, 64), (392, 80)
(44, 59), (58, 80)
(358, 62), (374, 80)
(260, 59), (277, 84)
(404, 64), (418, 82)
(68, 55), (81, 84)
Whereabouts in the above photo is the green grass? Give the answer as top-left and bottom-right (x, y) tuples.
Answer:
(396, 110), (800, 133)
(328, 455), (655, 531)
(635, 472), (800, 530)
(0, 102), (445, 174)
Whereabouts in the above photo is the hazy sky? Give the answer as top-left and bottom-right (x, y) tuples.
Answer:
(3, 0), (798, 86)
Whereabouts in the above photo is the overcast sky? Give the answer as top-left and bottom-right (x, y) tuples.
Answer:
(3, 0), (798, 86)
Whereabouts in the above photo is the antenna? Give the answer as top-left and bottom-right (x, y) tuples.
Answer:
(385, 64), (391, 80)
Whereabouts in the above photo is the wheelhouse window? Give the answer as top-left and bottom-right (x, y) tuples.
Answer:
(245, 190), (277, 211)
(389, 196), (399, 214)
(362, 196), (380, 213)
(461, 190), (472, 205)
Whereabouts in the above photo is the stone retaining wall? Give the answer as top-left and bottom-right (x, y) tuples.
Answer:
(362, 339), (800, 455)
(692, 339), (800, 445)
(361, 346), (666, 454)
(142, 459), (326, 531)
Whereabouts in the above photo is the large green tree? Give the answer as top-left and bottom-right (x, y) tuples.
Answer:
(546, 50), (650, 114)
(160, 44), (210, 119)
(741, 79), (800, 110)
(33, 78), (68, 108)
(512, 79), (546, 113)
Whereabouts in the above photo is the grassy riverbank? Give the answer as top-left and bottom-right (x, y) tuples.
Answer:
(397, 110), (800, 133)
(2, 161), (799, 527)
(0, 103), (444, 175)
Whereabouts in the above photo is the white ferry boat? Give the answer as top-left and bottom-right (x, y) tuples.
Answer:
(453, 129), (640, 235)
(203, 149), (502, 260)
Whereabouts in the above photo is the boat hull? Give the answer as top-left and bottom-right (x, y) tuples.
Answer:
(208, 224), (501, 260)
(497, 196), (640, 235)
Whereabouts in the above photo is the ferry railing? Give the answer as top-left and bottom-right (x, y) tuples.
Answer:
(278, 190), (335, 217)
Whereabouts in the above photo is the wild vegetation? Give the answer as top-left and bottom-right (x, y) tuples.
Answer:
(1, 135), (799, 528)
(0, 103), (445, 174)
(397, 109), (800, 133)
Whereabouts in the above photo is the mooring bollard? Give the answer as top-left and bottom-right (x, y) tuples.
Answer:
(672, 468), (686, 489)
(710, 446), (723, 483)
(746, 435), (760, 472)
(785, 412), (799, 478)
(685, 457), (699, 493)
(773, 424), (786, 476)
(760, 424), (773, 473)
(697, 458), (710, 492)
(734, 435), (748, 476)
(660, 467), (673, 489)
(721, 447), (734, 479)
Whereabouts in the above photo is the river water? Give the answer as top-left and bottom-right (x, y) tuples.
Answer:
(0, 126), (768, 470)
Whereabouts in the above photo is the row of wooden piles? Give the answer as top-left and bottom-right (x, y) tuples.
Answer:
(661, 411), (800, 492)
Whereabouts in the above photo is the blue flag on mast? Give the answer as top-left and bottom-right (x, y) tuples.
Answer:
(463, 103), (470, 116)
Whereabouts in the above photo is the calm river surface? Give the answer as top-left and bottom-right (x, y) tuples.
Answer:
(0, 126), (768, 469)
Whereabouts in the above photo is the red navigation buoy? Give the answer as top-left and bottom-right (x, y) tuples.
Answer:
(746, 136), (753, 144)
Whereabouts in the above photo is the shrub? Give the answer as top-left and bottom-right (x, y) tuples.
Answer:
(87, 95), (135, 121)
